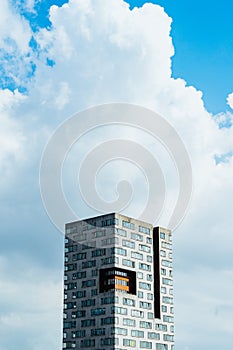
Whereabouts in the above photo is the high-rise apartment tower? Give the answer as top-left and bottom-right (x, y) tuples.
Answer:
(63, 213), (174, 350)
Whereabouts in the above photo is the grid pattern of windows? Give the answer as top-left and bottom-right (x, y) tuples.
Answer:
(63, 214), (174, 350)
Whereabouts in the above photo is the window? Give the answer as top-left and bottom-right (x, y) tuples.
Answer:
(139, 321), (152, 329)
(162, 278), (173, 286)
(147, 293), (153, 300)
(161, 286), (166, 294)
(139, 282), (151, 290)
(101, 337), (118, 346)
(81, 319), (95, 327)
(111, 306), (127, 315)
(162, 296), (173, 304)
(116, 228), (127, 237)
(131, 330), (144, 337)
(72, 290), (86, 299)
(139, 301), (152, 309)
(160, 232), (165, 239)
(139, 226), (151, 235)
(91, 269), (98, 277)
(81, 299), (95, 307)
(74, 330), (85, 338)
(161, 260), (172, 268)
(160, 250), (166, 257)
(72, 252), (86, 261)
(102, 237), (119, 246)
(91, 289), (98, 296)
(105, 277), (129, 289)
(123, 318), (135, 327)
(131, 232), (143, 241)
(112, 247), (127, 256)
(138, 291), (144, 298)
(114, 217), (119, 225)
(138, 272), (143, 279)
(91, 328), (105, 336)
(92, 229), (106, 238)
(123, 339), (136, 347)
(80, 339), (95, 347)
(156, 344), (168, 350)
(139, 263), (151, 271)
(66, 282), (77, 290)
(101, 218), (116, 227)
(140, 341), (152, 349)
(91, 308), (106, 316)
(162, 305), (167, 312)
(101, 317), (117, 325)
(113, 327), (128, 335)
(82, 279), (96, 288)
(147, 255), (152, 262)
(122, 259), (135, 268)
(131, 309), (144, 318)
(65, 245), (77, 253)
(101, 296), (118, 305)
(139, 244), (151, 253)
(72, 310), (85, 318)
(64, 302), (76, 309)
(148, 332), (160, 340)
(163, 334), (174, 341)
(82, 260), (96, 268)
(123, 297), (135, 306)
(146, 237), (152, 244)
(64, 321), (76, 329)
(161, 268), (166, 275)
(63, 341), (75, 348)
(156, 324), (167, 331)
(161, 242), (172, 250)
(122, 240), (135, 249)
(101, 256), (119, 265)
(65, 263), (77, 271)
(122, 220), (135, 230)
(92, 248), (106, 257)
(131, 252), (143, 260)
(72, 271), (86, 280)
(163, 315), (174, 323)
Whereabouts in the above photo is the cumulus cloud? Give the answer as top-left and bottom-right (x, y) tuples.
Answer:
(0, 89), (27, 189)
(0, 0), (34, 91)
(227, 91), (233, 109)
(0, 1), (233, 350)
(0, 254), (63, 350)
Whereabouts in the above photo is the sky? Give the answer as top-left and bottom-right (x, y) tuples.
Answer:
(0, 0), (233, 349)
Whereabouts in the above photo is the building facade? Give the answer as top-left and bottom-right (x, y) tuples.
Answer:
(63, 213), (174, 350)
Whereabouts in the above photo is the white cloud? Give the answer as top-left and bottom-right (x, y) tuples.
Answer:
(0, 255), (62, 350)
(227, 91), (233, 109)
(0, 89), (27, 189)
(0, 1), (233, 349)
(55, 81), (71, 110)
(0, 0), (31, 52)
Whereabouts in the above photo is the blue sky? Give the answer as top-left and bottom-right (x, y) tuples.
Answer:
(0, 1), (233, 350)
(8, 0), (233, 113)
(131, 0), (233, 113)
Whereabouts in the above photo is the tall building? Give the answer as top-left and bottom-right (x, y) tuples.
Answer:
(63, 213), (174, 350)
